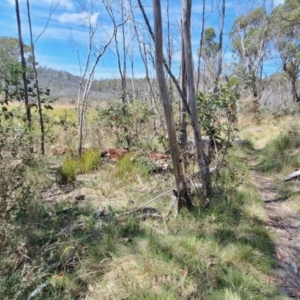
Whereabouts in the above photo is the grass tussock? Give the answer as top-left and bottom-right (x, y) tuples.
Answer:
(56, 149), (101, 184)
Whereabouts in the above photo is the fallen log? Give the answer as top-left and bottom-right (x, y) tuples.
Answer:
(284, 170), (300, 181)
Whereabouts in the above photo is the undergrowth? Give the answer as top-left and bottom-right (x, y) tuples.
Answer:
(85, 145), (283, 299)
(0, 127), (284, 299)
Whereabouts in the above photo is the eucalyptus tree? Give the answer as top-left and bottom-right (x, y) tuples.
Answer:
(129, 0), (165, 135)
(230, 7), (270, 100)
(196, 0), (206, 93)
(182, 0), (212, 200)
(153, 0), (189, 211)
(198, 27), (219, 92)
(142, 0), (212, 205)
(271, 0), (300, 103)
(214, 0), (225, 91)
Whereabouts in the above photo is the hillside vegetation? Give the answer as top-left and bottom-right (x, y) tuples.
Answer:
(0, 106), (298, 299)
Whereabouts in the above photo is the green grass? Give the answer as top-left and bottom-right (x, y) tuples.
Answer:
(56, 149), (101, 184)
(0, 113), (287, 299)
(114, 153), (152, 182)
(84, 145), (283, 299)
(258, 123), (300, 173)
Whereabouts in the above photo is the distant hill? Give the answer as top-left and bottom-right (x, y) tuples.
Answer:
(36, 66), (148, 103)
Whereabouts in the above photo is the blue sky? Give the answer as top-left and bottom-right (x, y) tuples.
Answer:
(1, 0), (285, 79)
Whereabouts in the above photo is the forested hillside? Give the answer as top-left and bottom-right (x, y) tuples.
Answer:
(36, 66), (146, 102)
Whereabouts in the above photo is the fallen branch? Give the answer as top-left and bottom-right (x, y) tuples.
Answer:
(27, 282), (49, 300)
(284, 170), (300, 181)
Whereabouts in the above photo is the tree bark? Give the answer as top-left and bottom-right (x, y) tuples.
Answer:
(153, 0), (189, 212)
(178, 26), (187, 149)
(214, 0), (225, 90)
(182, 0), (212, 201)
(15, 0), (31, 127)
(26, 0), (45, 154)
(196, 0), (206, 93)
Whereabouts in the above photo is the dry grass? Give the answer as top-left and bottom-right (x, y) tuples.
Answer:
(238, 113), (294, 149)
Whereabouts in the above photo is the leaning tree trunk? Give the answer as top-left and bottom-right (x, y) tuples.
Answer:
(182, 0), (212, 201)
(153, 0), (189, 212)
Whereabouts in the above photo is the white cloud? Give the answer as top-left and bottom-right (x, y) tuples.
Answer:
(57, 12), (99, 26)
(7, 0), (74, 10)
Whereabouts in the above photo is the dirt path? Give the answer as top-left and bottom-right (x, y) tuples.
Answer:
(254, 172), (300, 299)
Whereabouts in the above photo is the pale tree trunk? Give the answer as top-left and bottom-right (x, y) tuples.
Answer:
(26, 0), (45, 154)
(178, 26), (187, 149)
(166, 0), (174, 102)
(130, 0), (165, 135)
(127, 0), (136, 101)
(153, 0), (189, 212)
(196, 0), (206, 93)
(182, 0), (212, 201)
(214, 0), (225, 91)
(15, 0), (31, 127)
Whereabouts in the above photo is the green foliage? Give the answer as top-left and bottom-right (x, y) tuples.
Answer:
(197, 77), (240, 159)
(199, 27), (219, 60)
(0, 37), (31, 88)
(231, 7), (268, 58)
(97, 100), (154, 149)
(271, 0), (300, 102)
(230, 7), (269, 98)
(126, 147), (280, 299)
